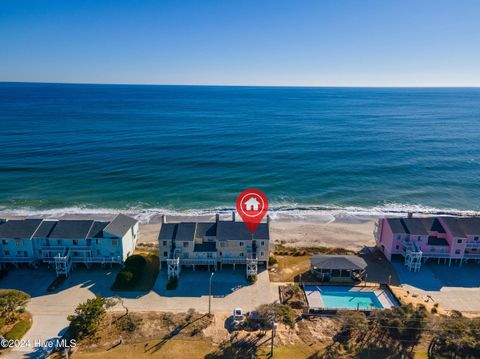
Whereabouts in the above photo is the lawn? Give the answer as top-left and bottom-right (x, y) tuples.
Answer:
(111, 252), (159, 291)
(74, 338), (215, 359)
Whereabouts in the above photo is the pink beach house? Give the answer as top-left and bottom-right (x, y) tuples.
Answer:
(375, 216), (480, 271)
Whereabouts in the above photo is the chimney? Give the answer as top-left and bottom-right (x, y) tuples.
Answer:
(407, 212), (413, 219)
(216, 213), (220, 223)
(232, 211), (236, 222)
(161, 215), (167, 224)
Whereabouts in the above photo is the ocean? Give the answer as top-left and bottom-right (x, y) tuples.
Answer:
(1, 83), (480, 223)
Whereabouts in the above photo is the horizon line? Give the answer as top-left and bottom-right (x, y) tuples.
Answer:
(1, 81), (480, 89)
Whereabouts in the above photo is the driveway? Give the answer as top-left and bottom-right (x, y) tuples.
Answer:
(392, 259), (480, 312)
(0, 265), (279, 358)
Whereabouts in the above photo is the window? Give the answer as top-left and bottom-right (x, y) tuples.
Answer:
(219, 252), (223, 256)
(163, 241), (167, 246)
(97, 250), (100, 255)
(457, 239), (462, 244)
(417, 236), (421, 241)
(57, 240), (61, 245)
(163, 251), (168, 257)
(96, 239), (100, 245)
(112, 239), (118, 246)
(17, 250), (23, 256)
(4, 250), (10, 255)
(183, 242), (189, 248)
(396, 235), (401, 240)
(207, 253), (213, 258)
(240, 253), (244, 257)
(220, 242), (226, 247)
(73, 240), (78, 245)
(455, 249), (461, 254)
(395, 245), (399, 250)
(1, 240), (7, 245)
(261, 241), (265, 246)
(15, 239), (22, 246)
(239, 242), (244, 247)
(260, 251), (264, 257)
(474, 236), (479, 241)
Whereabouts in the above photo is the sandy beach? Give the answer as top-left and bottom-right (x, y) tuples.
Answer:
(137, 219), (375, 251)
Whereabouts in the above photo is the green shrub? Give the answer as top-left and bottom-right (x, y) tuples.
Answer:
(268, 256), (278, 266)
(247, 275), (257, 284)
(4, 319), (31, 340)
(125, 255), (147, 270)
(68, 295), (106, 339)
(256, 303), (296, 328)
(166, 277), (178, 290)
(0, 289), (30, 323)
(112, 255), (148, 290)
(114, 270), (134, 287)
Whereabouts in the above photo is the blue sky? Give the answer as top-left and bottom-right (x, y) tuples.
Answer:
(1, 0), (479, 86)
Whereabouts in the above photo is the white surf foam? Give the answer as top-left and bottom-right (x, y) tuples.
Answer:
(1, 202), (479, 224)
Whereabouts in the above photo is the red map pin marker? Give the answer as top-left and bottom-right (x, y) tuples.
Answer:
(236, 188), (269, 234)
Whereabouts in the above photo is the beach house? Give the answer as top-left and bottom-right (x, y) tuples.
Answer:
(375, 215), (480, 271)
(158, 213), (270, 279)
(0, 214), (138, 276)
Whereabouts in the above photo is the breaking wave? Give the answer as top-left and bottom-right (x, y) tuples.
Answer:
(0, 203), (479, 224)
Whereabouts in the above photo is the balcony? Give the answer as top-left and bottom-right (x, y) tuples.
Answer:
(465, 242), (480, 249)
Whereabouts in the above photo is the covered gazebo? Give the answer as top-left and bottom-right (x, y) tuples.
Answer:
(310, 255), (367, 282)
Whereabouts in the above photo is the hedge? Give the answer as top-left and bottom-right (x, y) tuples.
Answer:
(112, 255), (147, 290)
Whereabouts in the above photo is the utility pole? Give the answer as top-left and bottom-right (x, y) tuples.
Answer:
(208, 272), (215, 315)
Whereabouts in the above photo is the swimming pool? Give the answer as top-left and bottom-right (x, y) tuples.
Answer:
(304, 286), (397, 310)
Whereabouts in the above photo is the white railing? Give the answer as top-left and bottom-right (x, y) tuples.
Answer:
(0, 256), (34, 263)
(465, 242), (480, 249)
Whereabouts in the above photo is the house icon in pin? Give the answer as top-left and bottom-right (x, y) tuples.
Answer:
(244, 197), (260, 211)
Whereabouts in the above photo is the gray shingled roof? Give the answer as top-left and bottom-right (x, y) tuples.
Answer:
(310, 255), (367, 270)
(175, 222), (196, 241)
(48, 220), (95, 239)
(0, 219), (43, 239)
(217, 221), (269, 241)
(456, 217), (480, 236)
(32, 220), (57, 238)
(159, 223), (177, 240)
(427, 236), (449, 246)
(87, 221), (109, 238)
(386, 217), (437, 236)
(401, 218), (429, 235)
(160, 220), (270, 242)
(386, 218), (407, 234)
(195, 223), (217, 239)
(194, 242), (217, 252)
(421, 218), (446, 233)
(440, 217), (467, 238)
(103, 214), (137, 238)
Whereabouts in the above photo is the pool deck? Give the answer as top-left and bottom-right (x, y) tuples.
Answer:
(304, 285), (398, 310)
